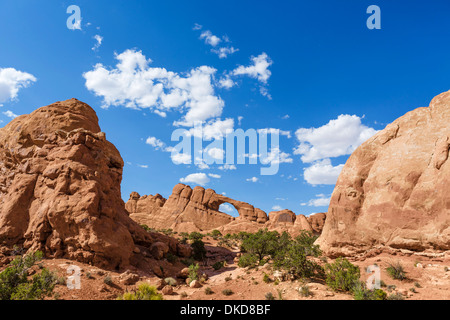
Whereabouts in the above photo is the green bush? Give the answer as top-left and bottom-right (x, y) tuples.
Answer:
(238, 253), (259, 268)
(212, 261), (225, 271)
(265, 292), (275, 300)
(204, 287), (214, 295)
(117, 284), (163, 300)
(386, 262), (407, 280)
(166, 252), (178, 264)
(263, 273), (271, 284)
(352, 281), (387, 300)
(191, 239), (206, 261)
(164, 277), (177, 286)
(299, 285), (313, 297)
(272, 231), (323, 279)
(188, 264), (200, 282)
(222, 289), (233, 296)
(240, 229), (280, 260)
(188, 232), (204, 241)
(0, 250), (57, 300)
(210, 230), (222, 240)
(325, 258), (360, 292)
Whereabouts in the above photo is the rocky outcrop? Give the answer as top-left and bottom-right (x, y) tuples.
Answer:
(317, 91), (450, 256)
(0, 99), (189, 270)
(126, 184), (324, 236)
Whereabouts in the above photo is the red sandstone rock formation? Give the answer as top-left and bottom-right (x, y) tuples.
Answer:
(317, 91), (450, 256)
(126, 184), (324, 236)
(0, 99), (190, 269)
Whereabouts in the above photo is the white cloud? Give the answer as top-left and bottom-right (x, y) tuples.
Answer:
(92, 34), (103, 51)
(83, 49), (224, 125)
(237, 116), (243, 126)
(219, 203), (234, 213)
(218, 164), (237, 171)
(294, 114), (378, 163)
(180, 173), (210, 186)
(233, 52), (272, 84)
(137, 164), (149, 169)
(217, 77), (235, 89)
(303, 159), (344, 185)
(207, 147), (225, 160)
(200, 30), (222, 47)
(0, 68), (36, 104)
(208, 173), (221, 179)
(145, 136), (165, 149)
(301, 194), (331, 207)
(2, 110), (18, 119)
(282, 114), (290, 119)
(258, 128), (291, 139)
(260, 147), (293, 166)
(212, 46), (239, 59)
(193, 23), (203, 30)
(246, 177), (259, 183)
(271, 205), (283, 211)
(171, 152), (192, 165)
(275, 197), (286, 201)
(187, 118), (234, 140)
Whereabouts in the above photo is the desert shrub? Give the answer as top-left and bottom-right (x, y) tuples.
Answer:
(272, 231), (323, 279)
(164, 277), (177, 286)
(225, 276), (232, 282)
(188, 264), (200, 282)
(387, 293), (405, 300)
(222, 289), (233, 296)
(0, 250), (57, 300)
(265, 292), (275, 300)
(179, 232), (189, 244)
(104, 275), (113, 285)
(212, 261), (225, 271)
(141, 224), (151, 232)
(204, 287), (213, 295)
(263, 273), (271, 283)
(386, 262), (407, 280)
(352, 281), (387, 300)
(325, 258), (360, 292)
(299, 285), (313, 297)
(238, 253), (259, 268)
(188, 232), (204, 241)
(414, 282), (421, 288)
(210, 230), (222, 240)
(181, 258), (195, 266)
(239, 229), (280, 260)
(166, 252), (178, 264)
(117, 284), (163, 300)
(180, 291), (188, 298)
(191, 239), (206, 261)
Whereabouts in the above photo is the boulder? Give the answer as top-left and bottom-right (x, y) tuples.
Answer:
(317, 91), (450, 256)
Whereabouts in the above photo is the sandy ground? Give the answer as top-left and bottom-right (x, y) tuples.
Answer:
(3, 236), (449, 300)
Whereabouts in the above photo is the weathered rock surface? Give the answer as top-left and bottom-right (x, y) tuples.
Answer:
(317, 91), (450, 256)
(0, 99), (187, 269)
(126, 184), (324, 236)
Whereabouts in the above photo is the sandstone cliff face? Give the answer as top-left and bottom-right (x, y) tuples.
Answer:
(126, 184), (325, 236)
(317, 91), (450, 256)
(0, 99), (189, 269)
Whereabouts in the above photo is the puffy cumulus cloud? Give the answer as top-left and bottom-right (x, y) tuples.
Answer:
(303, 159), (344, 185)
(212, 46), (239, 59)
(246, 177), (259, 182)
(301, 194), (331, 207)
(217, 77), (235, 89)
(233, 52), (272, 84)
(294, 114), (378, 163)
(92, 34), (103, 51)
(208, 173), (221, 179)
(171, 152), (192, 165)
(187, 118), (234, 140)
(219, 203), (235, 213)
(145, 136), (165, 149)
(260, 147), (294, 166)
(271, 205), (283, 211)
(83, 49), (224, 125)
(200, 30), (222, 47)
(2, 110), (19, 119)
(207, 147), (225, 160)
(180, 173), (210, 186)
(0, 68), (36, 104)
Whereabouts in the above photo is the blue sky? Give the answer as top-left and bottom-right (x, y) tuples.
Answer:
(1, 0), (450, 217)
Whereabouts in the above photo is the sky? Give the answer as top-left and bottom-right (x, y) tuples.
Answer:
(1, 0), (450, 217)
